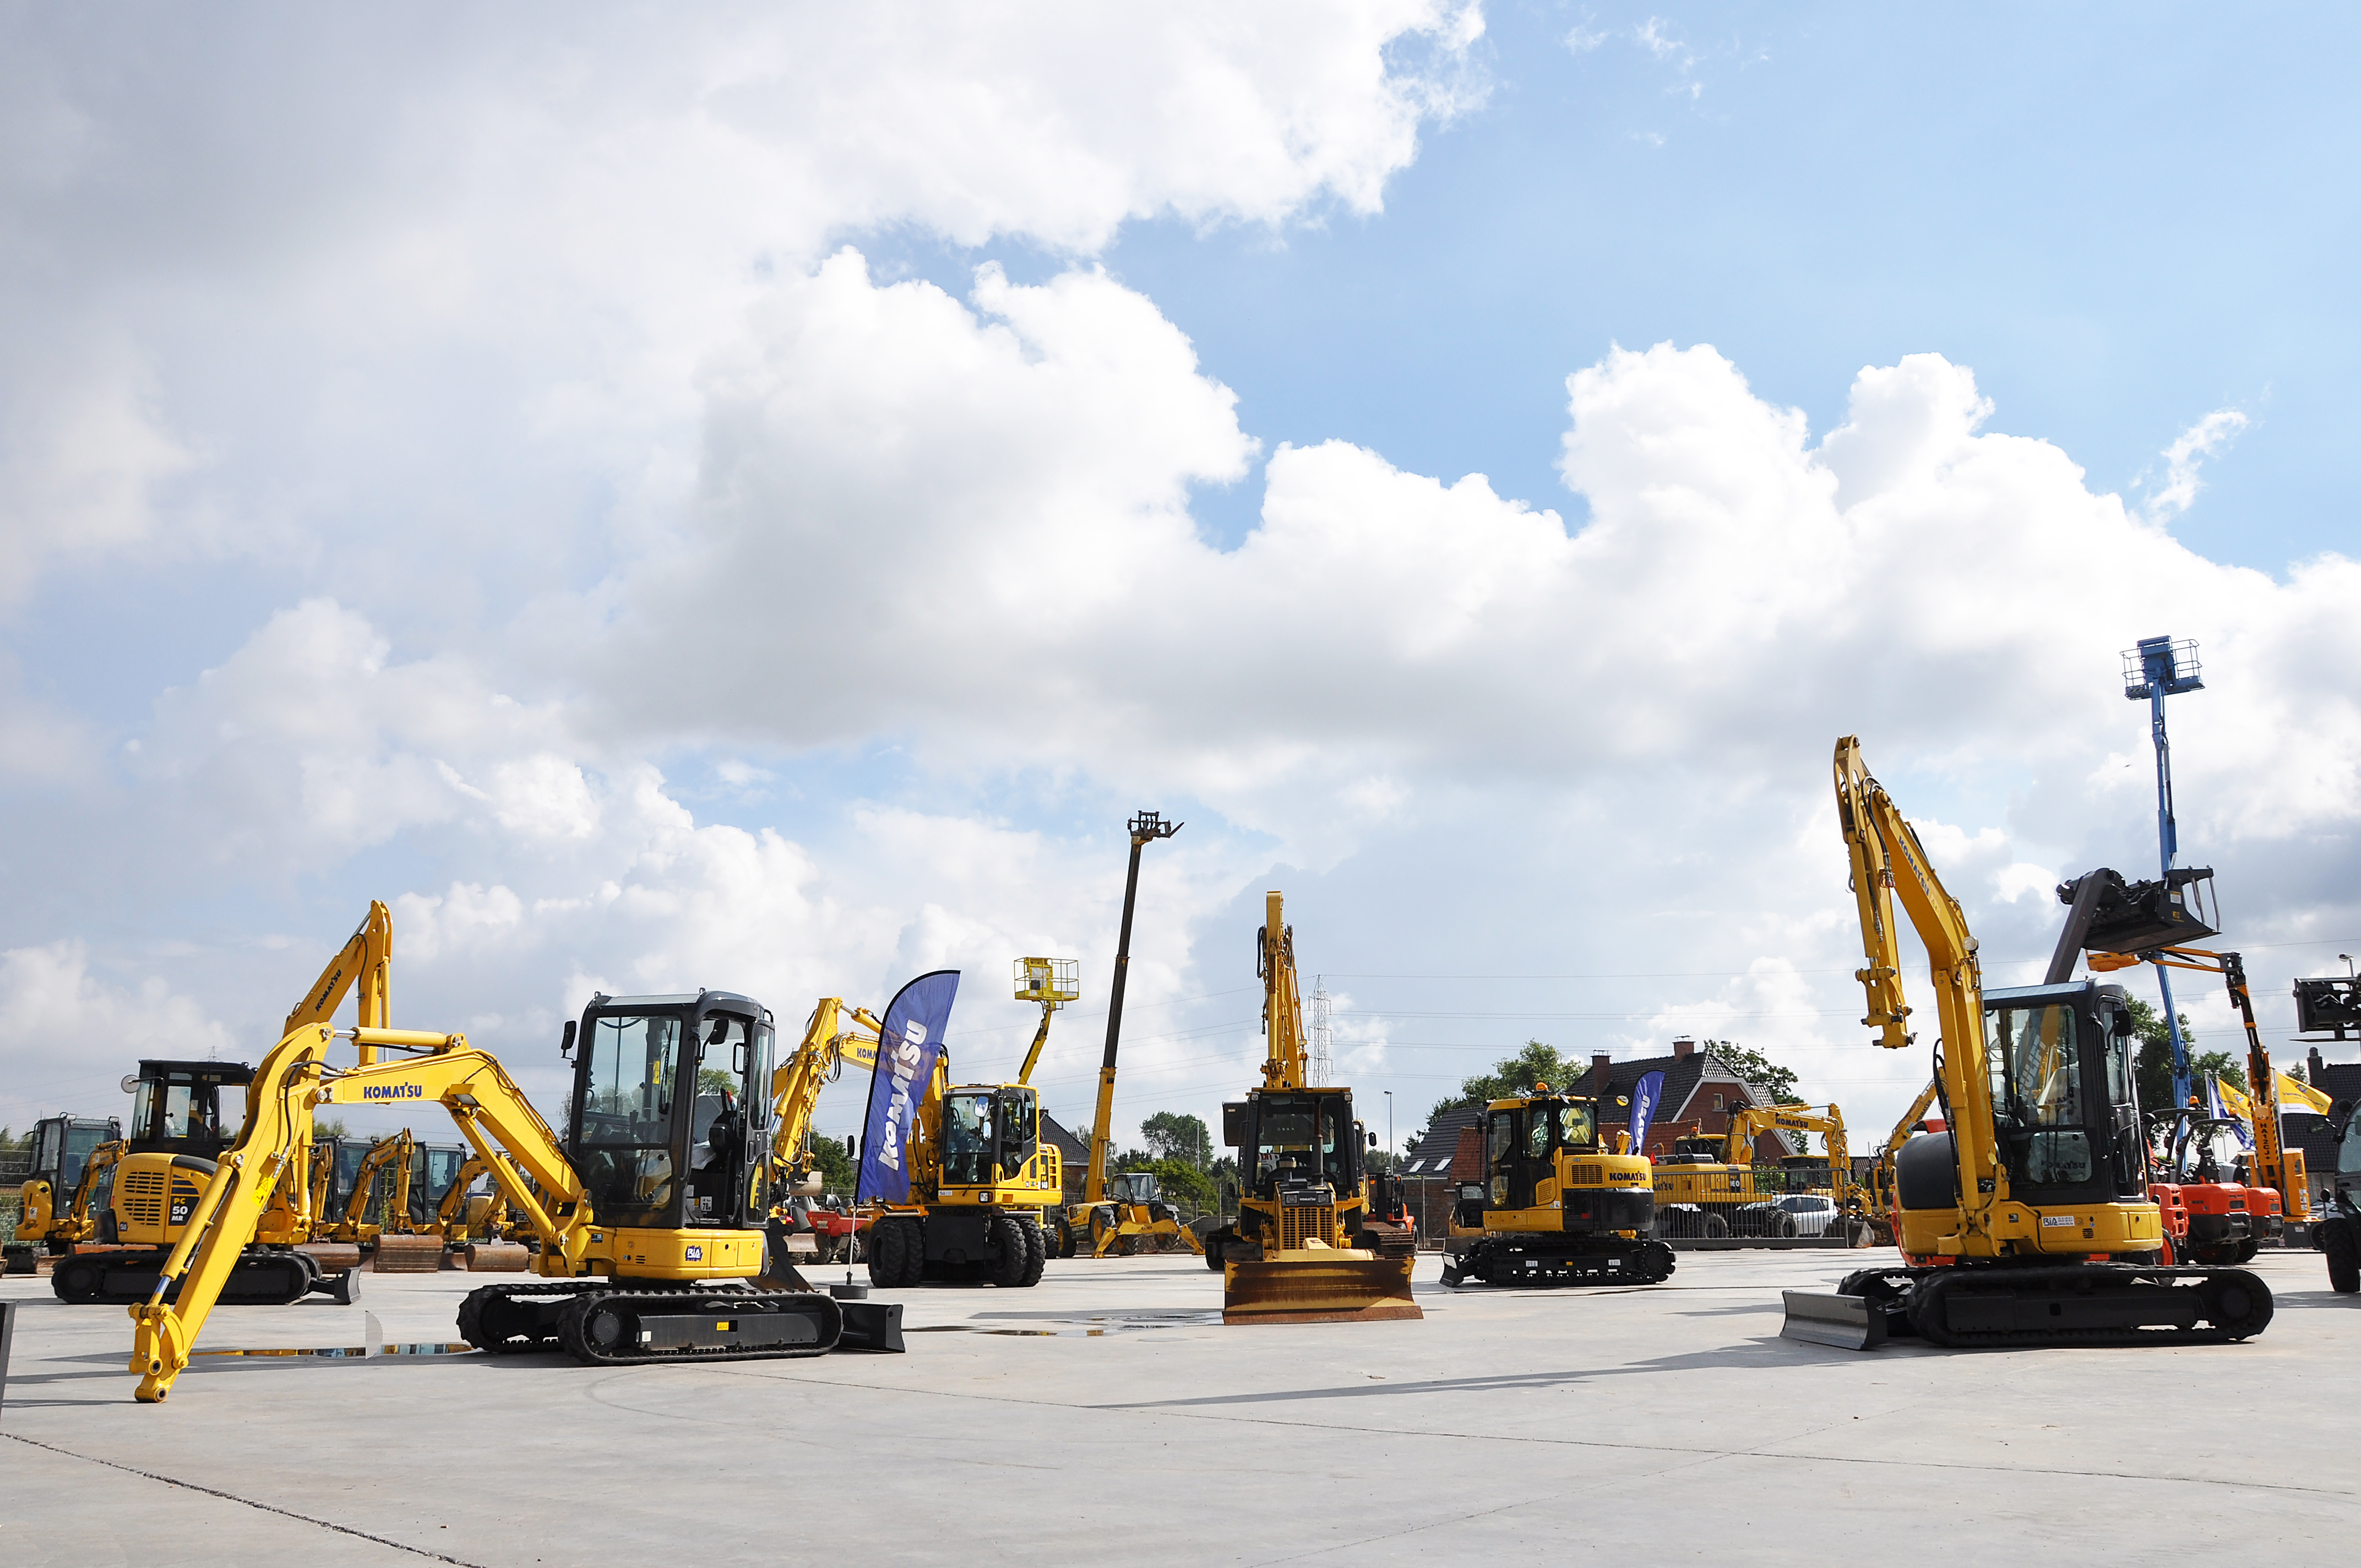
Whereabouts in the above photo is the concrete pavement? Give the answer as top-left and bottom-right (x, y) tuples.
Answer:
(2, 1246), (2354, 1565)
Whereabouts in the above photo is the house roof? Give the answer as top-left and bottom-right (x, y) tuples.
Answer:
(1401, 1047), (1792, 1167)
(1401, 1104), (1482, 1179)
(1039, 1111), (1089, 1162)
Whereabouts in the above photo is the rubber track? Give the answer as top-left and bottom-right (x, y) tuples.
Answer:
(1447, 1238), (1675, 1287)
(459, 1280), (842, 1366)
(1841, 1263), (2272, 1348)
(55, 1250), (314, 1306)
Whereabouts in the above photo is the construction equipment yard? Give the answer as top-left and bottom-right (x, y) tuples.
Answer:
(4, 1248), (2353, 1566)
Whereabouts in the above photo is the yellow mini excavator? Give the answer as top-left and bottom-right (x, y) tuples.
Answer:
(6, 1111), (120, 1269)
(1202, 892), (1421, 1324)
(1438, 1085), (1672, 1287)
(1781, 737), (2272, 1349)
(128, 987), (906, 1403)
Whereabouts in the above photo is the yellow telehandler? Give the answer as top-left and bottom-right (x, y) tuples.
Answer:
(1201, 892), (1421, 1325)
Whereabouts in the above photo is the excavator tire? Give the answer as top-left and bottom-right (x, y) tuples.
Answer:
(2231, 1239), (2261, 1265)
(1018, 1216), (1046, 1286)
(989, 1215), (1030, 1288)
(1701, 1213), (1729, 1239)
(2324, 1223), (2360, 1293)
(867, 1219), (910, 1288)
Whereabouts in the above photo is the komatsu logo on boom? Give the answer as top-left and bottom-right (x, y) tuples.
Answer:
(875, 1018), (929, 1174)
(361, 1083), (425, 1101)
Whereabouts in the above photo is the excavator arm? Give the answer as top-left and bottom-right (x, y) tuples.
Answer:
(770, 999), (881, 1182)
(130, 1024), (587, 1402)
(1834, 737), (2004, 1244)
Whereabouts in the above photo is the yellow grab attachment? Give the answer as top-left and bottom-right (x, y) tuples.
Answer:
(1222, 1251), (1422, 1325)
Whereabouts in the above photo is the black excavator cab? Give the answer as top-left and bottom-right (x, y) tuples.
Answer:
(563, 990), (777, 1232)
(125, 1060), (255, 1160)
(1896, 981), (2149, 1213)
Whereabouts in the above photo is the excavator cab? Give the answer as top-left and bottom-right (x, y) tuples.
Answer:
(124, 1060), (254, 1160)
(938, 1084), (1040, 1189)
(567, 991), (776, 1232)
(4, 1113), (121, 1265)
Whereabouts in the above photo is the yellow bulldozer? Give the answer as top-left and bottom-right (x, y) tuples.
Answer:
(1200, 892), (1421, 1325)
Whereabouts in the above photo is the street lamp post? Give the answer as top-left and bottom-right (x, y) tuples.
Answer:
(1383, 1090), (1394, 1170)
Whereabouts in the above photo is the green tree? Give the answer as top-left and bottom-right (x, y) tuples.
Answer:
(2123, 996), (2245, 1110)
(1428, 1040), (1576, 1124)
(1113, 1151), (1216, 1210)
(807, 1132), (857, 1198)
(1697, 1039), (1807, 1106)
(1140, 1110), (1212, 1167)
(697, 1067), (736, 1099)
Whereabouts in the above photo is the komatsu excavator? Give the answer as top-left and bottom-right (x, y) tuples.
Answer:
(1202, 892), (1421, 1324)
(1438, 1084), (1672, 1287)
(6, 1112), (120, 1268)
(1781, 738), (2272, 1349)
(128, 987), (904, 1403)
(861, 1051), (1060, 1288)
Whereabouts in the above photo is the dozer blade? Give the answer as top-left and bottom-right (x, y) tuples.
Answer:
(1223, 1253), (1422, 1326)
(372, 1234), (447, 1274)
(1780, 1289), (1887, 1350)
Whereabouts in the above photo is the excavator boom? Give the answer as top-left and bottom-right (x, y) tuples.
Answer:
(1786, 737), (2270, 1350)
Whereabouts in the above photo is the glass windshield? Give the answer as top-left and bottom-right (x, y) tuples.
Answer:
(1557, 1103), (1596, 1150)
(1256, 1096), (1323, 1189)
(30, 1121), (58, 1179)
(2341, 1118), (2361, 1178)
(62, 1123), (111, 1169)
(1985, 1001), (2093, 1188)
(942, 1091), (993, 1186)
(1526, 1110), (1553, 1158)
(579, 1014), (683, 1146)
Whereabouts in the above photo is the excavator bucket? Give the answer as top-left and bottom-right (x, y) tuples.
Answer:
(1222, 1251), (1422, 1326)
(1780, 1289), (1889, 1350)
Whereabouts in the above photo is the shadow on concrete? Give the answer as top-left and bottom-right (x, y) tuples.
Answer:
(1096, 1337), (1847, 1411)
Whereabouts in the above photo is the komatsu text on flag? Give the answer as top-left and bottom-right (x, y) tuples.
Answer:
(856, 970), (960, 1205)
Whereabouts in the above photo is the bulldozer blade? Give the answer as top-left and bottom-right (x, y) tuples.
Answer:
(372, 1234), (448, 1274)
(836, 1300), (906, 1353)
(1222, 1255), (1422, 1325)
(1780, 1289), (1887, 1350)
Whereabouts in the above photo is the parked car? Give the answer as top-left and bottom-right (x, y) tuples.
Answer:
(1731, 1193), (1841, 1238)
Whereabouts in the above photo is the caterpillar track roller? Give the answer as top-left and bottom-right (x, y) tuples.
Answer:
(1781, 738), (2270, 1351)
(1204, 892), (1421, 1326)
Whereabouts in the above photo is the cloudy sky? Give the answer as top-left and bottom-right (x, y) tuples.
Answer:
(4, 3), (2357, 1157)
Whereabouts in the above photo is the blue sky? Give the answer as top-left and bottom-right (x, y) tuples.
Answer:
(2, 3), (2355, 1153)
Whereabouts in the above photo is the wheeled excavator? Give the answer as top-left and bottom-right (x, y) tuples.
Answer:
(128, 987), (905, 1403)
(1201, 892), (1422, 1324)
(1782, 738), (2271, 1349)
(861, 1022), (1062, 1288)
(1438, 1085), (1672, 1287)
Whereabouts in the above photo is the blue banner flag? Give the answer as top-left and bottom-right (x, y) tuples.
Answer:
(855, 970), (960, 1204)
(1628, 1070), (1666, 1155)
